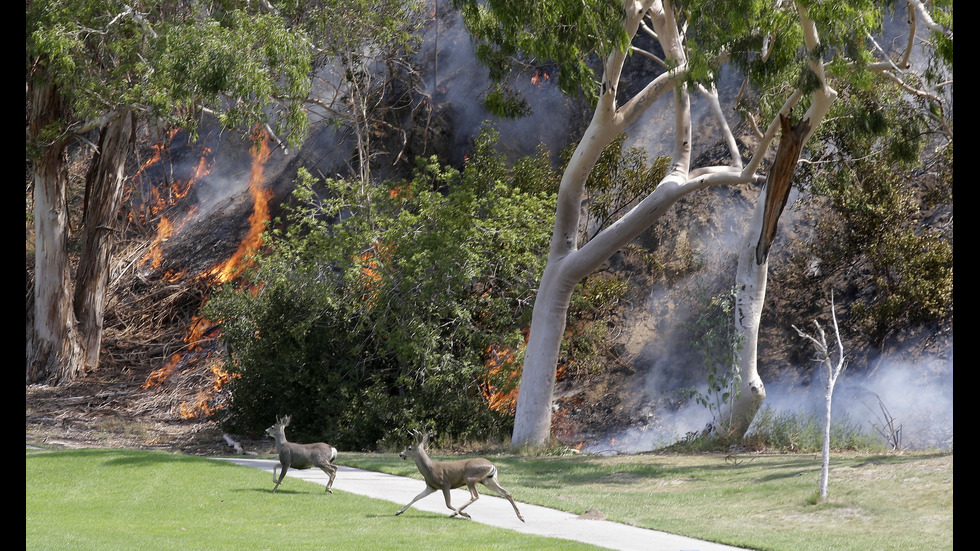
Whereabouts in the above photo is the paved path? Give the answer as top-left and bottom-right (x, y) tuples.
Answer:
(216, 457), (747, 551)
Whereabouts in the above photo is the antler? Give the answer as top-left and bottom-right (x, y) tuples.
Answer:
(407, 428), (433, 447)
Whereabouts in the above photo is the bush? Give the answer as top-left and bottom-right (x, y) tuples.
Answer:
(205, 127), (560, 449)
(799, 86), (952, 343)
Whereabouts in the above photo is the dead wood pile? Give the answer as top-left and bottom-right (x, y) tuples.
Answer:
(26, 228), (244, 454)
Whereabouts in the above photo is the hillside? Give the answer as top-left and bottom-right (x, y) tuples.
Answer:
(26, 7), (952, 456)
(25, 112), (952, 457)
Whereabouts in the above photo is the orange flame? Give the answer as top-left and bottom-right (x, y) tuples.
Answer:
(531, 69), (550, 88)
(178, 360), (239, 418)
(482, 343), (520, 413)
(142, 126), (274, 418)
(202, 128), (273, 284)
(357, 241), (394, 305)
(137, 138), (213, 266)
(481, 328), (530, 414)
(141, 216), (173, 271)
(143, 315), (215, 389)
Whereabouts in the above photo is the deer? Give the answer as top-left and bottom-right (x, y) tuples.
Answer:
(395, 429), (525, 522)
(265, 415), (338, 493)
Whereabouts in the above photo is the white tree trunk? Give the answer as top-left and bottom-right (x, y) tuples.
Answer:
(821, 379), (834, 497)
(721, 4), (839, 440)
(511, 0), (770, 449)
(27, 78), (84, 384)
(793, 294), (846, 499)
(725, 188), (770, 437)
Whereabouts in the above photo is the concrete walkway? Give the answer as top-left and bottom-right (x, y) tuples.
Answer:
(216, 457), (747, 551)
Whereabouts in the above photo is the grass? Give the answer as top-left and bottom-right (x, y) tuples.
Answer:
(26, 446), (952, 551)
(338, 449), (953, 551)
(25, 448), (601, 551)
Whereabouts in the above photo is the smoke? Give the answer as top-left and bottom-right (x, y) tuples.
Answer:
(757, 339), (954, 451)
(586, 329), (953, 454)
(415, 2), (584, 164)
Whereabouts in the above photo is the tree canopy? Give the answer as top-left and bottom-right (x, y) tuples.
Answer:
(27, 0), (312, 149)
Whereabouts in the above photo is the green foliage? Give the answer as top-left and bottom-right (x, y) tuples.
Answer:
(26, 1), (313, 151)
(799, 86), (952, 342)
(681, 285), (745, 429)
(151, 9), (312, 144)
(561, 272), (630, 378)
(683, 0), (885, 125)
(450, 0), (628, 113)
(566, 134), (670, 240)
(205, 127), (559, 449)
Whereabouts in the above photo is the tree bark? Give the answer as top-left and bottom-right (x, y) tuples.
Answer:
(73, 111), (137, 370)
(27, 76), (84, 384)
(724, 184), (770, 438)
(721, 5), (838, 440)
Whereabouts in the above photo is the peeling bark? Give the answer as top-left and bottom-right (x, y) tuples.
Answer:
(74, 111), (137, 371)
(756, 114), (810, 265)
(27, 76), (84, 384)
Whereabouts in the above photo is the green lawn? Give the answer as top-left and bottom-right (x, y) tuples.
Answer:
(25, 448), (601, 551)
(26, 447), (952, 551)
(338, 449), (953, 551)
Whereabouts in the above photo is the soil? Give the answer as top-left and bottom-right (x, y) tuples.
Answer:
(25, 371), (270, 456)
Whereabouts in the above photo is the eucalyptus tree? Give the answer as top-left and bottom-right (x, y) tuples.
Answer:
(268, 0), (430, 184)
(27, 1), (311, 384)
(451, 0), (952, 449)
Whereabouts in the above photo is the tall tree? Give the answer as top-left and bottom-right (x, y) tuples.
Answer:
(27, 1), (311, 384)
(451, 0), (952, 449)
(270, 0), (430, 184)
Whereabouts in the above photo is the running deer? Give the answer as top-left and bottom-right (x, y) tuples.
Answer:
(395, 429), (525, 522)
(265, 415), (338, 493)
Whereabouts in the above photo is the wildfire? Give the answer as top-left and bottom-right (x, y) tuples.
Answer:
(141, 126), (275, 419)
(481, 326), (531, 414)
(357, 241), (394, 306)
(202, 128), (273, 284)
(178, 360), (239, 418)
(551, 391), (584, 450)
(136, 134), (214, 272)
(531, 68), (551, 88)
(142, 314), (216, 390)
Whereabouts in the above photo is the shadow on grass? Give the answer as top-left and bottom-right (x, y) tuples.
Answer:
(28, 448), (198, 467)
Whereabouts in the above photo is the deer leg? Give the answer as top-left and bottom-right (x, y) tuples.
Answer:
(450, 482), (481, 519)
(319, 463), (338, 493)
(444, 487), (472, 519)
(272, 463), (288, 493)
(396, 486), (437, 516)
(483, 476), (525, 522)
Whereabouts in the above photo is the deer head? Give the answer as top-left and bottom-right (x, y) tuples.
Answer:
(266, 415), (292, 440)
(399, 429), (432, 459)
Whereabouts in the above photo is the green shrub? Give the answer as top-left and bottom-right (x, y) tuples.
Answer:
(205, 127), (559, 449)
(799, 86), (952, 343)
